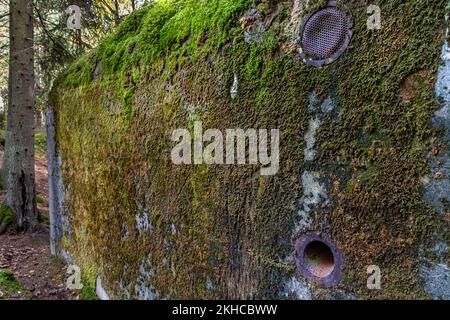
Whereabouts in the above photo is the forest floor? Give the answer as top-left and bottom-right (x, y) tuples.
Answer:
(0, 145), (79, 300)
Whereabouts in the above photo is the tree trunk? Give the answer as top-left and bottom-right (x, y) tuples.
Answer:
(114, 0), (120, 26)
(3, 0), (38, 231)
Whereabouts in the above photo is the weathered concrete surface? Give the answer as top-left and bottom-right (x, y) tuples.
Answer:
(48, 0), (450, 299)
(420, 10), (450, 300)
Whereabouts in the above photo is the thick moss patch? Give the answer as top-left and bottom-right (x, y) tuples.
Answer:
(50, 0), (450, 299)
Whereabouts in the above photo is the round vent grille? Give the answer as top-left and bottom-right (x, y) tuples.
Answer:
(298, 4), (352, 67)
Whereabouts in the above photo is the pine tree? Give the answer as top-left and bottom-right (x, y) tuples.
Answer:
(4, 0), (38, 231)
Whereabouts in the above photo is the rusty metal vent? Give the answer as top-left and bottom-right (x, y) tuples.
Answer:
(295, 232), (345, 287)
(298, 4), (352, 67)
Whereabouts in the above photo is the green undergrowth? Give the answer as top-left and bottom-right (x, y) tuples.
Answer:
(58, 0), (254, 117)
(0, 205), (13, 225)
(0, 204), (15, 234)
(0, 129), (46, 158)
(80, 274), (99, 300)
(50, 0), (450, 299)
(35, 132), (47, 158)
(0, 269), (31, 300)
(36, 195), (45, 205)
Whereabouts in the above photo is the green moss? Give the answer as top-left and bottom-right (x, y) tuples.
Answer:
(0, 204), (15, 226)
(36, 195), (45, 205)
(80, 278), (99, 300)
(303, 0), (329, 15)
(0, 270), (20, 290)
(35, 132), (47, 158)
(49, 0), (449, 300)
(0, 269), (31, 299)
(60, 0), (253, 116)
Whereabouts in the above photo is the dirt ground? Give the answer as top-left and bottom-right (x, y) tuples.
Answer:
(0, 150), (79, 300)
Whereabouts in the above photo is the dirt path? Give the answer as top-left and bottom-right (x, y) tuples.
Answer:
(0, 150), (79, 300)
(0, 233), (78, 300)
(0, 150), (49, 213)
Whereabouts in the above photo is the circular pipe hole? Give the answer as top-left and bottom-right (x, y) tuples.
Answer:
(304, 240), (335, 278)
(295, 232), (344, 287)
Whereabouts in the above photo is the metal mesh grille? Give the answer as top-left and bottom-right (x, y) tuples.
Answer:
(301, 8), (350, 60)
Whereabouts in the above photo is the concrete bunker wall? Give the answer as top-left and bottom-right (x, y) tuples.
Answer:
(48, 0), (450, 299)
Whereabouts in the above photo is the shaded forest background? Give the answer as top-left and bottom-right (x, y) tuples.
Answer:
(0, 1), (155, 233)
(0, 0), (151, 127)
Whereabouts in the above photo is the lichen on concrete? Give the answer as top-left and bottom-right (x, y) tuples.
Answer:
(135, 211), (153, 235)
(48, 0), (450, 299)
(295, 171), (329, 233)
(283, 276), (311, 300)
(420, 7), (450, 299)
(420, 262), (450, 300)
(134, 254), (160, 300)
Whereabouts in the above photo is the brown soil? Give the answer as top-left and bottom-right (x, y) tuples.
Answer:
(0, 233), (78, 300)
(0, 150), (79, 300)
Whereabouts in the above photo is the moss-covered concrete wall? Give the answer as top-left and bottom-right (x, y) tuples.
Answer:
(48, 0), (450, 299)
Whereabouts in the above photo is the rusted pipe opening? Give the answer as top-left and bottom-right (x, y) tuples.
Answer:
(295, 232), (344, 287)
(304, 240), (335, 278)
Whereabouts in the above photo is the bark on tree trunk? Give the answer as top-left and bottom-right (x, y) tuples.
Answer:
(3, 0), (38, 231)
(114, 1), (121, 26)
